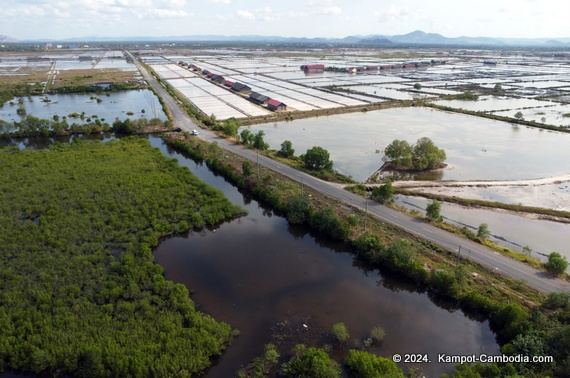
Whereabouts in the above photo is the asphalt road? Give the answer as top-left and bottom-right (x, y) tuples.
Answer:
(131, 53), (570, 295)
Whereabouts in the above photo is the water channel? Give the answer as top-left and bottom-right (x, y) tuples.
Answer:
(147, 137), (500, 377)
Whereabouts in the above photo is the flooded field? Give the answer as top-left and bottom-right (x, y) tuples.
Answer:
(243, 107), (570, 182)
(395, 195), (570, 263)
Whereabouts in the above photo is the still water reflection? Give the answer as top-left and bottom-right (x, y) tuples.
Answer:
(244, 107), (570, 182)
(149, 137), (499, 377)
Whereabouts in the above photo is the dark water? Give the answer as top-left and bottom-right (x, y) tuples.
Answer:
(148, 137), (500, 377)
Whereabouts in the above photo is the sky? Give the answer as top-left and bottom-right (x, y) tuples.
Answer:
(1, 0), (569, 41)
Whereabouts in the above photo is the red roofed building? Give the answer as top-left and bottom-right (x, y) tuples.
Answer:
(267, 99), (287, 111)
(300, 64), (325, 71)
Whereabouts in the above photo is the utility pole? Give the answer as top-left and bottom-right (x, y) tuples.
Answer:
(257, 148), (260, 181)
(364, 196), (368, 231)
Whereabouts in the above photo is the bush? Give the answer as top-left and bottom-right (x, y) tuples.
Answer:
(286, 195), (312, 225)
(309, 207), (350, 241)
(331, 322), (350, 343)
(282, 345), (341, 378)
(345, 350), (405, 378)
(370, 326), (385, 344)
(545, 252), (568, 276)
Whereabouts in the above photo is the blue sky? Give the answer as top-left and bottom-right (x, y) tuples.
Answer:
(1, 0), (569, 40)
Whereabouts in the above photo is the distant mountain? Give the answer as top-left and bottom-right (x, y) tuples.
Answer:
(0, 35), (19, 43)
(19, 31), (570, 47)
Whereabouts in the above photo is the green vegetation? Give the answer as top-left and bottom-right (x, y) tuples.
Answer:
(369, 326), (386, 345)
(383, 137), (446, 171)
(345, 350), (405, 378)
(279, 140), (295, 158)
(281, 345), (341, 378)
(371, 180), (394, 204)
(545, 252), (569, 276)
(426, 199), (443, 222)
(237, 344), (280, 378)
(0, 115), (170, 138)
(0, 137), (244, 376)
(301, 146), (334, 171)
(240, 129), (269, 150)
(454, 91), (479, 100)
(331, 322), (350, 343)
(477, 223), (491, 240)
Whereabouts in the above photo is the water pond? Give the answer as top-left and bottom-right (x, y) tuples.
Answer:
(0, 90), (167, 124)
(243, 107), (570, 182)
(148, 137), (500, 377)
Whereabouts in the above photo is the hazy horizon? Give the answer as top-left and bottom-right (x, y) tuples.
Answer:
(1, 0), (569, 41)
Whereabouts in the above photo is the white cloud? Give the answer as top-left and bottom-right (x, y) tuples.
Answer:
(147, 8), (191, 18)
(208, 0), (231, 4)
(314, 6), (341, 15)
(161, 0), (187, 8)
(306, 0), (342, 16)
(237, 10), (255, 20)
(374, 5), (426, 23)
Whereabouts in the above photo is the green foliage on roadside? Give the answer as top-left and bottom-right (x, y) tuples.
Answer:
(371, 180), (394, 204)
(302, 146), (333, 171)
(279, 140), (295, 158)
(0, 137), (244, 377)
(426, 199), (443, 222)
(545, 252), (569, 276)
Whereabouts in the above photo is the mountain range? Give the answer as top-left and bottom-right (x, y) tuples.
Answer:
(3, 30), (570, 47)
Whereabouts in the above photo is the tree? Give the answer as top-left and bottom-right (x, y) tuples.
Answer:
(331, 322), (349, 343)
(383, 139), (413, 169)
(242, 161), (253, 177)
(222, 117), (239, 137)
(240, 129), (253, 145)
(282, 345), (341, 378)
(279, 140), (295, 158)
(371, 180), (394, 204)
(302, 146), (333, 171)
(545, 252), (568, 276)
(414, 83), (422, 90)
(514, 111), (524, 121)
(426, 199), (442, 222)
(286, 195), (312, 225)
(477, 223), (490, 240)
(253, 130), (269, 150)
(493, 83), (503, 93)
(412, 137), (446, 170)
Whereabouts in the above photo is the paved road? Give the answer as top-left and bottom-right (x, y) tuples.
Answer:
(131, 53), (570, 295)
